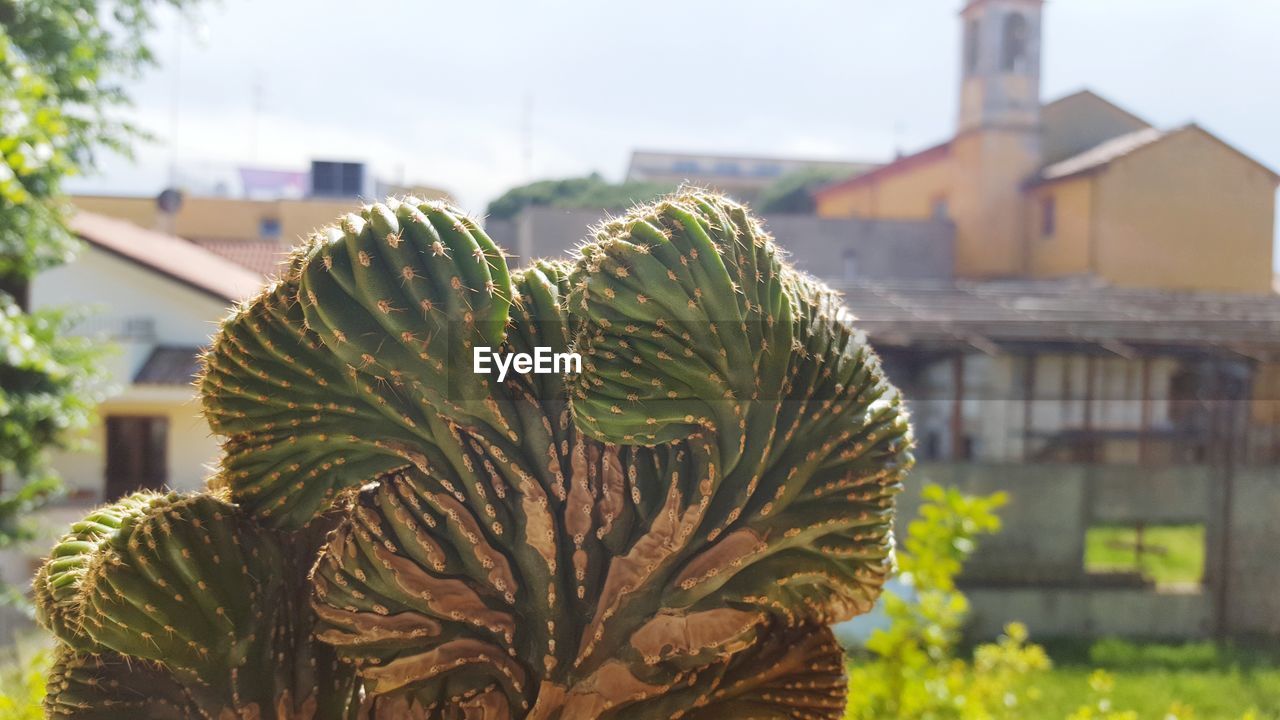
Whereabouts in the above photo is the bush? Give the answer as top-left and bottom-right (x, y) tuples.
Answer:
(0, 637), (52, 719)
(845, 484), (1053, 719)
(844, 484), (1270, 720)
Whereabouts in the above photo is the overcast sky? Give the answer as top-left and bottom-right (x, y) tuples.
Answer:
(69, 1), (1280, 266)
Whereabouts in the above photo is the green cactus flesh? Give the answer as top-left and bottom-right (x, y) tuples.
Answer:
(34, 191), (912, 718)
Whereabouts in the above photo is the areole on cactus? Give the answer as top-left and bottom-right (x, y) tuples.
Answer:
(33, 189), (913, 719)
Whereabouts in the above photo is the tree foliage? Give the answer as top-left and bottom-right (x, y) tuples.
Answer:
(485, 172), (674, 220)
(0, 302), (102, 538)
(0, 0), (190, 531)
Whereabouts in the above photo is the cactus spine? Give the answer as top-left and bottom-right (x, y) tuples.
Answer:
(34, 190), (912, 718)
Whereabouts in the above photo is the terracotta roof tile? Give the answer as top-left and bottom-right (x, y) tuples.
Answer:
(189, 238), (292, 277)
(71, 212), (263, 303)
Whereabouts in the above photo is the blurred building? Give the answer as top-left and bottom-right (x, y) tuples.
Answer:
(38, 160), (451, 501)
(815, 0), (1278, 295)
(814, 0), (1280, 641)
(626, 150), (877, 202)
(72, 160), (451, 275)
(31, 213), (262, 502)
(0, 213), (270, 641)
(503, 0), (1280, 641)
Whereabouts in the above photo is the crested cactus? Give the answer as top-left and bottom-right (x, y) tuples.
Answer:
(33, 189), (912, 718)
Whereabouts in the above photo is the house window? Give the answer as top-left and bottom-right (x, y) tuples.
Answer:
(932, 196), (950, 220)
(842, 249), (859, 281)
(105, 415), (168, 500)
(965, 18), (981, 75)
(1002, 13), (1029, 72)
(1041, 196), (1056, 237)
(260, 217), (282, 239)
(120, 317), (156, 340)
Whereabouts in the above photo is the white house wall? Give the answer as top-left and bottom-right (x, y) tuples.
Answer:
(30, 245), (235, 498)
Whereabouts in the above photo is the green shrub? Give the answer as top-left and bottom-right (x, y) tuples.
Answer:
(845, 484), (1052, 719)
(0, 638), (52, 720)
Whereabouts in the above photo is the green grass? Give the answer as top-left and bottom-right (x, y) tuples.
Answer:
(1085, 523), (1205, 585)
(1025, 638), (1280, 719)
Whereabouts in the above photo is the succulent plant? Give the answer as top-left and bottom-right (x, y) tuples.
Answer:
(33, 190), (912, 718)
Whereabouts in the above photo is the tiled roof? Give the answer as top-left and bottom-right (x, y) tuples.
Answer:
(190, 238), (292, 276)
(134, 346), (202, 386)
(1038, 127), (1166, 182)
(70, 212), (263, 303)
(831, 276), (1280, 355)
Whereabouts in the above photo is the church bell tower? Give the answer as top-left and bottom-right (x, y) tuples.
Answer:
(958, 0), (1044, 133)
(950, 0), (1045, 278)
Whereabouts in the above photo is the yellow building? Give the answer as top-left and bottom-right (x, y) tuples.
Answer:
(72, 184), (451, 274)
(815, 0), (1279, 294)
(74, 190), (450, 244)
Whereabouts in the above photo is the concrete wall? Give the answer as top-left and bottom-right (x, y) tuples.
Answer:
(906, 461), (1280, 640)
(485, 207), (955, 282)
(1224, 468), (1280, 636)
(1088, 465), (1210, 525)
(484, 207), (602, 264)
(760, 215), (954, 281)
(904, 463), (1088, 584)
(966, 586), (1210, 640)
(906, 463), (1214, 577)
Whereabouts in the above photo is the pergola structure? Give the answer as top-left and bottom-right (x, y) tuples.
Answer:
(833, 276), (1280, 638)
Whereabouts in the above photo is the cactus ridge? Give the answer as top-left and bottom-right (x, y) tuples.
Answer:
(34, 190), (912, 719)
(33, 491), (172, 651)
